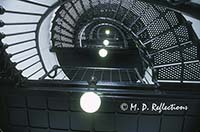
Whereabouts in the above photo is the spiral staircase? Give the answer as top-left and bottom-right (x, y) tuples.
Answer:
(1, 1), (200, 132)
(0, 0), (199, 86)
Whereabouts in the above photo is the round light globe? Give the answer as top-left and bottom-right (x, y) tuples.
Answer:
(105, 30), (110, 35)
(99, 49), (108, 58)
(103, 39), (110, 46)
(80, 92), (101, 113)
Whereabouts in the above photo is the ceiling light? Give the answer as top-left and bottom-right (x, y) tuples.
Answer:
(103, 39), (109, 46)
(105, 29), (110, 35)
(80, 92), (101, 113)
(99, 49), (108, 58)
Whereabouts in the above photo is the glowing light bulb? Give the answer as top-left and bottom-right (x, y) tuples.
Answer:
(99, 49), (108, 58)
(80, 92), (101, 113)
(105, 29), (110, 35)
(103, 39), (110, 46)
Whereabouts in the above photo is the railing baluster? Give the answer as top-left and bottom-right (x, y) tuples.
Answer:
(146, 68), (153, 79)
(81, 69), (88, 81)
(39, 66), (59, 80)
(129, 6), (149, 28)
(17, 0), (50, 8)
(16, 54), (38, 64)
(8, 39), (35, 47)
(100, 69), (104, 82)
(27, 67), (43, 79)
(110, 70), (112, 82)
(126, 69), (132, 83)
(143, 24), (183, 45)
(53, 24), (74, 35)
(6, 30), (35, 36)
(150, 41), (192, 56)
(52, 30), (73, 39)
(134, 68), (145, 84)
(71, 68), (80, 81)
(54, 70), (63, 79)
(63, 7), (77, 24)
(5, 22), (38, 25)
(22, 60), (40, 72)
(80, 0), (87, 12)
(53, 40), (73, 45)
(70, 1), (81, 17)
(62, 75), (67, 80)
(118, 70), (122, 82)
(5, 10), (43, 16)
(121, 10), (129, 23)
(144, 76), (150, 84)
(12, 46), (36, 56)
(113, 0), (122, 18)
(57, 17), (75, 31)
